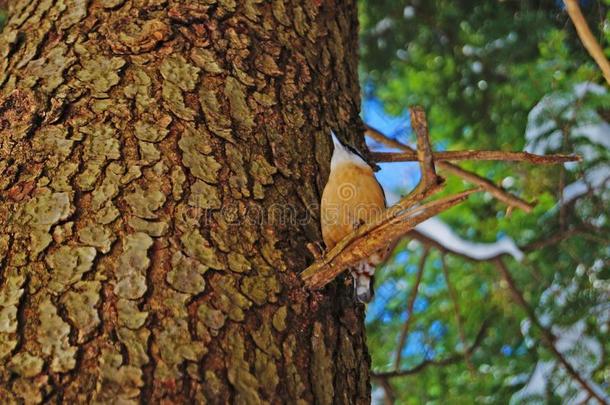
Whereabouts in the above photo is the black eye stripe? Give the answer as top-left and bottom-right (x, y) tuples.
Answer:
(343, 143), (366, 160)
(332, 132), (367, 160)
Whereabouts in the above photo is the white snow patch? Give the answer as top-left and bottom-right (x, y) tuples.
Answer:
(384, 190), (524, 261)
(525, 82), (608, 155)
(416, 218), (524, 261)
(562, 165), (610, 202)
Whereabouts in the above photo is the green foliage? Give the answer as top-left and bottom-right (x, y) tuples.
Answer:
(360, 1), (609, 403)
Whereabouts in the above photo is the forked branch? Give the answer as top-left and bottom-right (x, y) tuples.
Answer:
(301, 188), (478, 289)
(365, 125), (535, 212)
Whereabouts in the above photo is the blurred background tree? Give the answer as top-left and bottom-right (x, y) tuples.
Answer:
(359, 0), (609, 403)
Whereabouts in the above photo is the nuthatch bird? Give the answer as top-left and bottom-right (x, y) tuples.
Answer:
(320, 131), (387, 303)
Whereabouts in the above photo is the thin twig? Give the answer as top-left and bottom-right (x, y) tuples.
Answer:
(371, 150), (580, 165)
(374, 319), (490, 379)
(564, 0), (610, 86)
(394, 247), (429, 370)
(494, 258), (609, 405)
(439, 163), (533, 212)
(441, 254), (475, 374)
(366, 126), (411, 150)
(365, 125), (535, 212)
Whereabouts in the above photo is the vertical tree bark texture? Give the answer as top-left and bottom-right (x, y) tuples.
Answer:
(0, 0), (369, 403)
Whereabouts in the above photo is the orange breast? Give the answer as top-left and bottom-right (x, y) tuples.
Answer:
(320, 163), (386, 249)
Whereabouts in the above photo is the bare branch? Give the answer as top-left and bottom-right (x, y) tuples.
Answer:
(371, 150), (580, 165)
(564, 0), (610, 86)
(394, 248), (429, 370)
(302, 183), (479, 287)
(373, 319), (491, 379)
(494, 258), (609, 405)
(437, 163), (533, 213)
(366, 125), (411, 150)
(302, 188), (479, 289)
(365, 125), (535, 213)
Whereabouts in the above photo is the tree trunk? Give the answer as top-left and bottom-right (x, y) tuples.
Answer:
(0, 0), (369, 403)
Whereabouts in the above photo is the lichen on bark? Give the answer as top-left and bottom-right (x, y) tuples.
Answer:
(37, 298), (77, 373)
(0, 0), (370, 402)
(0, 272), (25, 359)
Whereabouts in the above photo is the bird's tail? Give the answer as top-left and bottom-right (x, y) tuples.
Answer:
(352, 261), (376, 303)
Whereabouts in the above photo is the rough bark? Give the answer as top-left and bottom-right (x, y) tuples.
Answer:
(0, 0), (370, 403)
